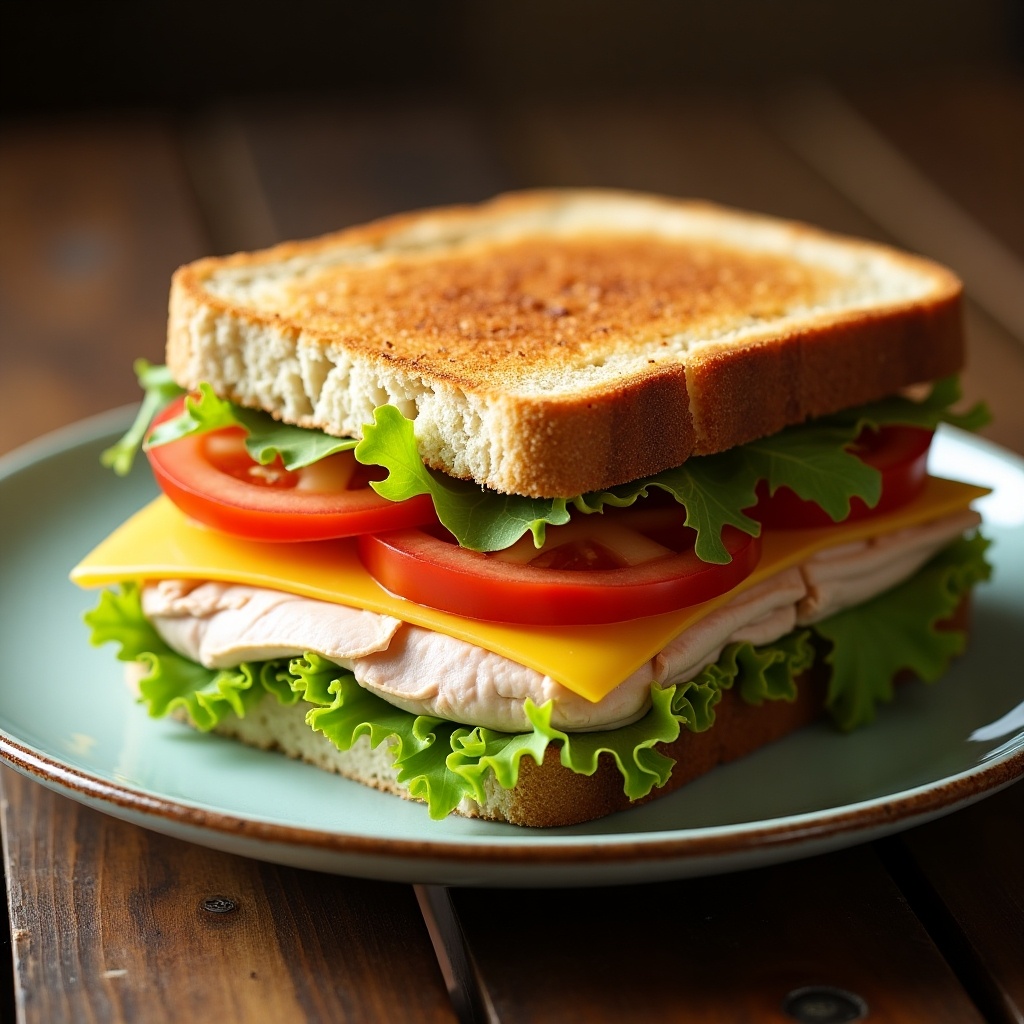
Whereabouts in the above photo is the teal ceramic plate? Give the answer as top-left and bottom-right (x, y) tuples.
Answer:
(1, 410), (1022, 887)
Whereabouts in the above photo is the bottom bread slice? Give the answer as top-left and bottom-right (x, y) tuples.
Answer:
(163, 592), (972, 828)
(171, 669), (826, 828)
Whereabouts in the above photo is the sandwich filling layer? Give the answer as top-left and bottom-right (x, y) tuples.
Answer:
(86, 525), (991, 822)
(139, 508), (979, 732)
(72, 474), (989, 704)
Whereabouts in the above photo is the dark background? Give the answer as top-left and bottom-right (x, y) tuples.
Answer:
(2, 0), (1022, 116)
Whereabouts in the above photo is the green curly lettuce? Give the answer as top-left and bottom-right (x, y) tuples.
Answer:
(828, 375), (991, 435)
(572, 430), (879, 563)
(85, 585), (819, 818)
(102, 369), (358, 477)
(146, 383), (358, 469)
(101, 360), (186, 475)
(704, 629), (816, 708)
(813, 531), (992, 731)
(83, 584), (283, 729)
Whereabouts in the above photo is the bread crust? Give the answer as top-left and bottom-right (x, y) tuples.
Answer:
(192, 672), (824, 827)
(167, 189), (963, 497)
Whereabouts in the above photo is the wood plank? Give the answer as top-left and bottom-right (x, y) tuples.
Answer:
(0, 118), (207, 450)
(847, 71), (1024, 261)
(882, 783), (1024, 1024)
(219, 98), (516, 242)
(0, 825), (15, 1023)
(445, 847), (986, 1023)
(0, 117), (210, 1020)
(2, 768), (455, 1024)
(501, 94), (888, 236)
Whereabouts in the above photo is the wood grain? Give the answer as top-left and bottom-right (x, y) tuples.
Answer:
(1, 767), (455, 1024)
(0, 119), (206, 449)
(447, 847), (986, 1023)
(225, 98), (515, 241)
(883, 782), (1024, 1024)
(848, 72), (1024, 265)
(500, 94), (888, 236)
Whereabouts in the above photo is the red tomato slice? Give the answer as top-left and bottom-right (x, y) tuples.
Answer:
(145, 397), (437, 541)
(751, 425), (934, 530)
(358, 505), (762, 625)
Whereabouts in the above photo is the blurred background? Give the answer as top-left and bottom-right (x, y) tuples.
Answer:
(3, 1), (1022, 111)
(1, 0), (1024, 450)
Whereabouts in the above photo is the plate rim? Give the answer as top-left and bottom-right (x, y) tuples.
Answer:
(2, 723), (1022, 867)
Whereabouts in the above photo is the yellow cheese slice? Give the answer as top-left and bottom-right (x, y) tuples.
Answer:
(72, 477), (986, 703)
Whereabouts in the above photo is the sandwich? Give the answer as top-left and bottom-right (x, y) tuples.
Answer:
(72, 189), (992, 827)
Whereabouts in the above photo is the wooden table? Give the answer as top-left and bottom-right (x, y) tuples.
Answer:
(1, 74), (1022, 1022)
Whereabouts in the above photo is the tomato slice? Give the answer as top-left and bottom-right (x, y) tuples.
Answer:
(145, 397), (437, 541)
(358, 503), (762, 625)
(751, 425), (934, 530)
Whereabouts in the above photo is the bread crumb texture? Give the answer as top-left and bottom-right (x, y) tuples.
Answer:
(198, 673), (823, 827)
(167, 190), (963, 496)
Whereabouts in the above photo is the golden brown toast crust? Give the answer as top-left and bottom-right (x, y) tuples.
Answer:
(167, 189), (964, 497)
(181, 237), (851, 391)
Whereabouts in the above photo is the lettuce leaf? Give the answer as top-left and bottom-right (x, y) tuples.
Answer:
(85, 585), (818, 818)
(355, 404), (571, 550)
(572, 428), (880, 563)
(812, 532), (992, 731)
(83, 584), (280, 729)
(147, 383), (358, 469)
(540, 687), (683, 800)
(712, 629), (815, 707)
(101, 361), (186, 475)
(828, 375), (990, 434)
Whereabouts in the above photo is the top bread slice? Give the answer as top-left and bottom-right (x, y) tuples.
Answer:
(166, 189), (963, 498)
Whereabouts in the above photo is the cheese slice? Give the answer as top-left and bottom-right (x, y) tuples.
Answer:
(71, 477), (986, 703)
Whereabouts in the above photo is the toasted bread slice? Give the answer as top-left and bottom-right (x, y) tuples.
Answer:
(167, 189), (963, 498)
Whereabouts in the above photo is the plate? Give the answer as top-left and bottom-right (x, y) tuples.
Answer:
(1, 410), (1022, 887)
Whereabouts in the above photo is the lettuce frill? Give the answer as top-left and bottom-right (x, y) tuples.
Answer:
(84, 533), (988, 819)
